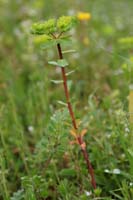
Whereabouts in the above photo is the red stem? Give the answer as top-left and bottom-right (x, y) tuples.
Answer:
(57, 43), (96, 189)
(77, 137), (97, 189)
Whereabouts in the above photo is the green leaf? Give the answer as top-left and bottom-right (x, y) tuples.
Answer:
(51, 80), (63, 84)
(57, 37), (72, 46)
(10, 189), (24, 200)
(48, 59), (68, 67)
(62, 49), (76, 54)
(41, 40), (56, 49)
(33, 35), (56, 50)
(57, 59), (69, 67)
(57, 100), (67, 106)
(48, 61), (58, 66)
(59, 168), (76, 177)
(66, 70), (75, 76)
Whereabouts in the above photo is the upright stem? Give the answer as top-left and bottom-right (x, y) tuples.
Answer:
(57, 43), (77, 130)
(57, 43), (96, 189)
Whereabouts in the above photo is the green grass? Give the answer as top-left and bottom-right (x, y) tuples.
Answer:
(0, 0), (133, 199)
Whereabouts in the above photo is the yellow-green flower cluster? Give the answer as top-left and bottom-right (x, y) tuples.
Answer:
(43, 19), (56, 34)
(31, 16), (78, 48)
(31, 16), (77, 35)
(57, 16), (77, 32)
(31, 19), (56, 35)
(31, 23), (45, 35)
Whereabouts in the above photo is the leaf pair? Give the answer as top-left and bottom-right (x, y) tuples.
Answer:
(34, 36), (72, 50)
(48, 59), (69, 68)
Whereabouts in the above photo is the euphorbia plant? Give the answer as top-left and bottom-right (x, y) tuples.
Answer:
(30, 16), (96, 189)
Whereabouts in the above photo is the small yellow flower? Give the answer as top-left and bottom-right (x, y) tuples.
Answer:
(77, 12), (91, 21)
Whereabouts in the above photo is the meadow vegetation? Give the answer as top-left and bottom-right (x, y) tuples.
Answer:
(0, 0), (133, 199)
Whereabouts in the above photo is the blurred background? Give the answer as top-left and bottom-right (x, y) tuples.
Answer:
(0, 0), (133, 199)
(1, 0), (133, 107)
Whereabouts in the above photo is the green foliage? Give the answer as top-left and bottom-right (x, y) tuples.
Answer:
(10, 189), (24, 200)
(58, 179), (70, 198)
(59, 168), (77, 178)
(21, 175), (49, 199)
(118, 36), (133, 49)
(34, 108), (70, 164)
